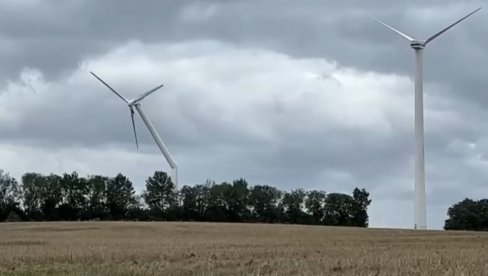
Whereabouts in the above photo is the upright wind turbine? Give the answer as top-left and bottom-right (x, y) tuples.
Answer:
(373, 7), (481, 230)
(90, 72), (179, 190)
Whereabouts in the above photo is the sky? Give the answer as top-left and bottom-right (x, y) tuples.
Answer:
(1, 0), (488, 229)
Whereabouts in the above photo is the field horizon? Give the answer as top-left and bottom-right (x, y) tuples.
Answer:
(1, 221), (487, 275)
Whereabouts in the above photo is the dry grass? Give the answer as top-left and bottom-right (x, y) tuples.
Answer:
(0, 222), (487, 275)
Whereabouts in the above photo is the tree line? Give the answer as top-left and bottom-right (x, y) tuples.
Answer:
(0, 169), (372, 226)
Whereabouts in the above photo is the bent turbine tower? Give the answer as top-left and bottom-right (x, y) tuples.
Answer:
(90, 72), (179, 190)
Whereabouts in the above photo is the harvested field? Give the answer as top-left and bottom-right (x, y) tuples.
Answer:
(0, 221), (487, 275)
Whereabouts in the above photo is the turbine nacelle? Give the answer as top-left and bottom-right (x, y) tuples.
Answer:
(410, 40), (425, 50)
(127, 99), (139, 106)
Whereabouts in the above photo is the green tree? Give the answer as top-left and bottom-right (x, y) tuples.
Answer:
(226, 178), (250, 222)
(43, 174), (63, 220)
(444, 198), (484, 230)
(143, 171), (177, 220)
(305, 190), (326, 224)
(323, 193), (354, 226)
(0, 170), (23, 222)
(85, 175), (109, 220)
(280, 189), (308, 224)
(479, 199), (488, 228)
(178, 182), (212, 221)
(180, 185), (198, 220)
(205, 182), (232, 222)
(351, 188), (371, 227)
(194, 184), (211, 220)
(249, 185), (282, 223)
(58, 172), (89, 220)
(21, 173), (62, 220)
(106, 173), (136, 219)
(8, 169), (374, 225)
(21, 172), (43, 220)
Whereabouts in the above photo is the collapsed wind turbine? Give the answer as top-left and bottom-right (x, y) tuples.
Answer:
(373, 7), (481, 230)
(90, 72), (179, 190)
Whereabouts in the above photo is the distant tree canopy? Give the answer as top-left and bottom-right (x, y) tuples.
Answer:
(0, 169), (372, 227)
(444, 198), (488, 231)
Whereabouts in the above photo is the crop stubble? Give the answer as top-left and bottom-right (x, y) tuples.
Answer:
(0, 222), (487, 275)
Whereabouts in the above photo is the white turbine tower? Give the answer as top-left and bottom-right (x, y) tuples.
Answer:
(90, 72), (179, 190)
(374, 7), (481, 230)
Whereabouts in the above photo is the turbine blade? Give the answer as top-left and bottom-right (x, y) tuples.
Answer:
(132, 84), (164, 104)
(130, 107), (139, 149)
(425, 7), (481, 44)
(90, 71), (129, 103)
(372, 16), (415, 41)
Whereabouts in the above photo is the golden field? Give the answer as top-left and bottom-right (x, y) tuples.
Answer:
(0, 222), (487, 275)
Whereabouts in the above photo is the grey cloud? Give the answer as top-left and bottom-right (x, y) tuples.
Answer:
(0, 0), (483, 86)
(1, 0), (488, 229)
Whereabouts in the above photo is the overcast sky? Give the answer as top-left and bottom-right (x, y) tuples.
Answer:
(1, 0), (488, 229)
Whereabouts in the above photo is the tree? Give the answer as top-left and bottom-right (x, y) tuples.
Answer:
(226, 178), (251, 222)
(179, 183), (212, 221)
(444, 198), (486, 231)
(249, 185), (282, 223)
(194, 184), (211, 220)
(21, 173), (62, 220)
(478, 199), (488, 228)
(323, 193), (355, 226)
(106, 173), (136, 219)
(180, 185), (198, 220)
(2, 169), (373, 226)
(85, 175), (109, 220)
(205, 182), (232, 222)
(0, 170), (23, 222)
(143, 171), (177, 220)
(180, 185), (209, 221)
(58, 172), (89, 220)
(43, 174), (63, 220)
(21, 172), (42, 219)
(351, 188), (372, 227)
(305, 190), (326, 224)
(280, 189), (308, 224)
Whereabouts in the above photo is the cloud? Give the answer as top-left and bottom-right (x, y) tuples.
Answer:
(2, 39), (416, 227)
(1, 0), (488, 229)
